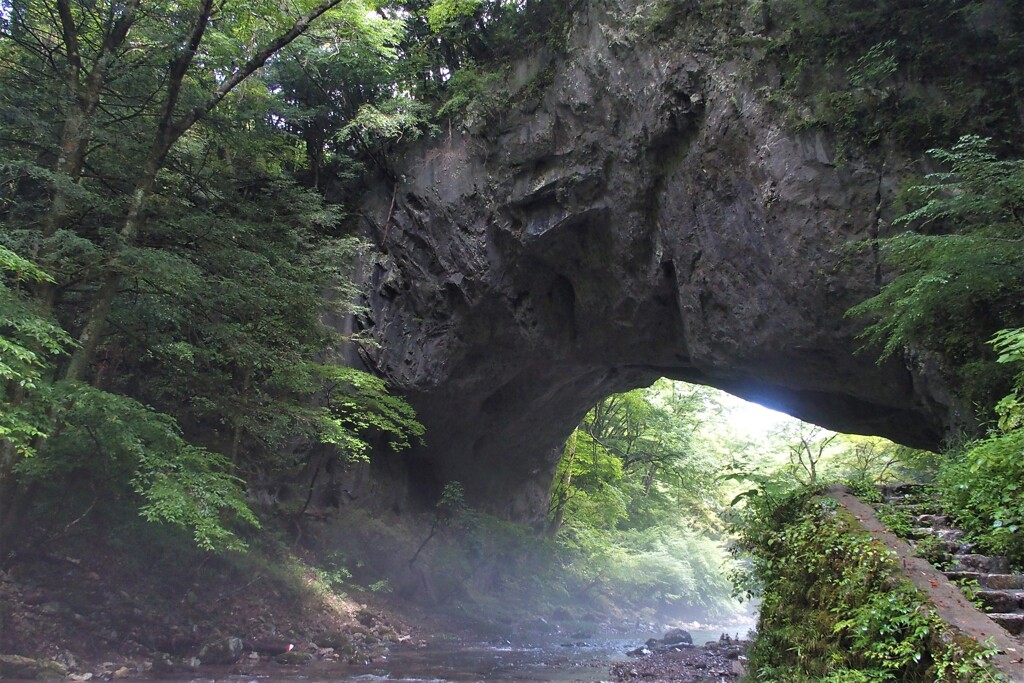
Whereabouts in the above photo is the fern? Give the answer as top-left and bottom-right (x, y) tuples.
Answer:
(847, 137), (1024, 408)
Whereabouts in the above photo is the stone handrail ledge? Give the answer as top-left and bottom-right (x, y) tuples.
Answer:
(823, 485), (1023, 682)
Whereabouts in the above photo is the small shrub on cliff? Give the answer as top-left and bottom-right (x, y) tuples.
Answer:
(765, 0), (1024, 154)
(848, 136), (1024, 413)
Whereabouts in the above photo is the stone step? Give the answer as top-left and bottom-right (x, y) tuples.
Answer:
(890, 502), (942, 515)
(907, 531), (970, 554)
(921, 538), (967, 554)
(915, 514), (951, 526)
(951, 554), (1011, 574)
(934, 528), (966, 544)
(986, 575), (1024, 590)
(942, 572), (1024, 590)
(989, 613), (1024, 636)
(977, 590), (1024, 613)
(880, 483), (928, 497)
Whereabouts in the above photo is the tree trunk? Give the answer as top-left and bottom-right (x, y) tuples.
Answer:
(61, 0), (345, 382)
(545, 431), (577, 539)
(0, 478), (40, 567)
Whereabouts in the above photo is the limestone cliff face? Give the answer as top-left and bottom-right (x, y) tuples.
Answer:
(356, 0), (963, 521)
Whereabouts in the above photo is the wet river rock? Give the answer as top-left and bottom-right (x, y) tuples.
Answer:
(614, 637), (747, 682)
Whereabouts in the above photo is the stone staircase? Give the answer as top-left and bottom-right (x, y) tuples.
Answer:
(879, 483), (1024, 639)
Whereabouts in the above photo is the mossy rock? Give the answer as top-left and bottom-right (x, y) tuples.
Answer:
(275, 650), (313, 665)
(313, 631), (355, 656)
(373, 625), (398, 642)
(0, 654), (68, 680)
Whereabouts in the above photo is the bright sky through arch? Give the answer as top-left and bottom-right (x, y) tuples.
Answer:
(718, 393), (799, 438)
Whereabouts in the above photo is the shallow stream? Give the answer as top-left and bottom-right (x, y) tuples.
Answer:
(163, 629), (746, 683)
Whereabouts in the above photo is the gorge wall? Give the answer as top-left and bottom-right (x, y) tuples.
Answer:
(355, 0), (967, 522)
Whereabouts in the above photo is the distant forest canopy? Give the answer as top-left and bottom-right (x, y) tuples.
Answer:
(1, 0), (1023, 567)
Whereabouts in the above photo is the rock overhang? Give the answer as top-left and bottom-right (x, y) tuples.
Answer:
(355, 0), (962, 521)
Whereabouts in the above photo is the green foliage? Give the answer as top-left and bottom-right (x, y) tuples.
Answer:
(0, 247), (261, 550)
(724, 427), (922, 513)
(300, 365), (425, 460)
(846, 40), (898, 89)
(992, 327), (1024, 431)
(384, 0), (576, 122)
(763, 0), (1024, 155)
(832, 589), (936, 675)
(550, 381), (724, 534)
(825, 436), (912, 490)
(434, 63), (509, 123)
(937, 430), (1024, 567)
(632, 0), (698, 38)
(541, 382), (753, 619)
(367, 579), (392, 593)
(426, 0), (482, 33)
(913, 535), (952, 569)
(340, 97), (433, 146)
(0, 247), (74, 456)
(733, 488), (1002, 681)
(895, 136), (1024, 231)
(875, 504), (915, 539)
(16, 383), (258, 551)
(0, 0), (423, 556)
(950, 577), (985, 612)
(437, 481), (468, 518)
(848, 136), (1024, 409)
(846, 136), (1024, 569)
(311, 551), (352, 592)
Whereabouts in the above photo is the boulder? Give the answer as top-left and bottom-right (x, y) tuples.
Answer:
(313, 631), (354, 656)
(197, 636), (244, 665)
(662, 628), (694, 646)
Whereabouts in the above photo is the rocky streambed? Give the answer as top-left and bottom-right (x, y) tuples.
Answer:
(612, 629), (748, 682)
(0, 623), (750, 682)
(0, 538), (754, 683)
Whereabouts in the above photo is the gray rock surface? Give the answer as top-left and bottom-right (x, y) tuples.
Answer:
(357, 0), (966, 521)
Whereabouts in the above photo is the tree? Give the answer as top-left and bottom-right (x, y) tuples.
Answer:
(825, 435), (901, 485)
(847, 135), (1024, 407)
(548, 382), (724, 537)
(544, 381), (750, 619)
(993, 327), (1024, 432)
(0, 0), (421, 560)
(262, 9), (410, 189)
(782, 425), (839, 487)
(0, 246), (73, 539)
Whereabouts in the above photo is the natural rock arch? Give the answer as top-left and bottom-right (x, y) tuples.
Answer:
(356, 0), (964, 522)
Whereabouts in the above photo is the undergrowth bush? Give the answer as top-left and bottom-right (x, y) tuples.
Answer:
(733, 487), (1002, 681)
(875, 504), (915, 538)
(937, 430), (1024, 569)
(933, 327), (1024, 569)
